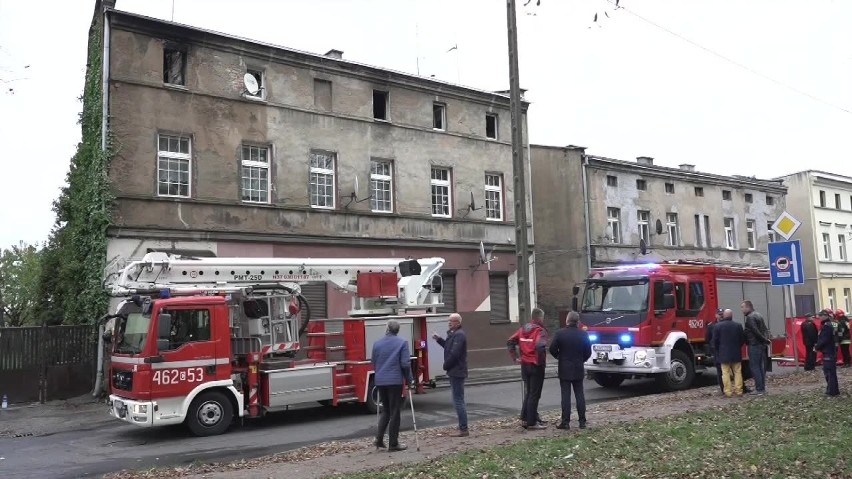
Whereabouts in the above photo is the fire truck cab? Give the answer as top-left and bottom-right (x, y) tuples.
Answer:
(572, 262), (788, 391)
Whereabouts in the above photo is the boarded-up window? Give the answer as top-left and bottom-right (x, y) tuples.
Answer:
(437, 272), (457, 314)
(299, 283), (328, 320)
(314, 79), (332, 111)
(489, 274), (509, 323)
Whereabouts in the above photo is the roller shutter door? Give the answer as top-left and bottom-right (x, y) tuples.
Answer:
(437, 272), (457, 314)
(489, 274), (510, 322)
(299, 283), (328, 320)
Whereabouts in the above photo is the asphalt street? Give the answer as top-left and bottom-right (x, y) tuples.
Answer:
(0, 375), (719, 479)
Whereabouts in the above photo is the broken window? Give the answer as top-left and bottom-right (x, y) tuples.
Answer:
(485, 114), (498, 139)
(433, 103), (446, 130)
(314, 79), (332, 111)
(163, 47), (186, 86)
(373, 90), (389, 120)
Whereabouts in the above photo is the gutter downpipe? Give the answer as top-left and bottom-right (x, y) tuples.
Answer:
(581, 155), (593, 271)
(93, 6), (111, 398)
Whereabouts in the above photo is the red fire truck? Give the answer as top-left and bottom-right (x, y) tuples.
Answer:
(103, 253), (452, 436)
(571, 261), (788, 391)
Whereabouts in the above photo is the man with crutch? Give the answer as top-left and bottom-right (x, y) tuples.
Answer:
(371, 320), (415, 452)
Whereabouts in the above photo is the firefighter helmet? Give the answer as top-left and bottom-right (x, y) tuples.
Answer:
(836, 309), (847, 319)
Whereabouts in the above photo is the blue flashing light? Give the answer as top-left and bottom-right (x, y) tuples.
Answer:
(619, 333), (633, 344)
(588, 333), (599, 342)
(159, 289), (171, 299)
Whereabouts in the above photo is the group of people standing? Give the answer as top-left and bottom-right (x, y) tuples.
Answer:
(800, 308), (849, 397)
(706, 301), (772, 397)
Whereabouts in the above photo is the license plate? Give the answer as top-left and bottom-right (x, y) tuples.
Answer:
(593, 344), (613, 352)
(597, 352), (608, 360)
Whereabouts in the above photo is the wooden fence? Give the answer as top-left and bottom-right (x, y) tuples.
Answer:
(0, 325), (97, 403)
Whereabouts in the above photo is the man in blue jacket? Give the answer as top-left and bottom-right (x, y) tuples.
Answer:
(712, 309), (746, 397)
(549, 311), (591, 430)
(371, 320), (414, 452)
(433, 313), (469, 437)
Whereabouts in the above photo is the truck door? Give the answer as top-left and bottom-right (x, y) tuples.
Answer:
(674, 280), (706, 340)
(151, 306), (217, 401)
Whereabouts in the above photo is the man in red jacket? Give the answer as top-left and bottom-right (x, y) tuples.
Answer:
(507, 308), (549, 430)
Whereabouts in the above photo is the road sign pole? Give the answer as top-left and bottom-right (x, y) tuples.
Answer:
(786, 285), (800, 372)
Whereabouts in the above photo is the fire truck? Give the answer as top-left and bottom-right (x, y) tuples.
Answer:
(571, 261), (788, 391)
(103, 252), (452, 436)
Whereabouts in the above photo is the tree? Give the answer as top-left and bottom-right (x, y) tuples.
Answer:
(0, 242), (43, 326)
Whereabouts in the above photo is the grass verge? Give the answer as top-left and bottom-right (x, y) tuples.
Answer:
(336, 390), (851, 479)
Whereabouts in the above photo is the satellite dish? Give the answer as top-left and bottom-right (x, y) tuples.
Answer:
(639, 238), (647, 255)
(243, 73), (259, 95)
(479, 241), (487, 264)
(655, 219), (664, 235)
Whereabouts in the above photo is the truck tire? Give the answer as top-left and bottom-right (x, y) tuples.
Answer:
(364, 377), (379, 415)
(593, 373), (625, 389)
(655, 349), (695, 391)
(186, 390), (233, 437)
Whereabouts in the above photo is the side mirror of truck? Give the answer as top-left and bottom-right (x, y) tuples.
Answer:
(572, 285), (580, 296)
(157, 313), (172, 351)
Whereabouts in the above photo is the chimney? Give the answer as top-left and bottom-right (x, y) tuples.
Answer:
(636, 156), (654, 166)
(679, 164), (695, 172)
(324, 49), (344, 60)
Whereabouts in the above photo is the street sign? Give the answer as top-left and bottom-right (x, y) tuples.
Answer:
(768, 240), (804, 286)
(771, 211), (801, 240)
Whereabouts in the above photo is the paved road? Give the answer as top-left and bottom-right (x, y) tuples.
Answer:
(0, 375), (719, 479)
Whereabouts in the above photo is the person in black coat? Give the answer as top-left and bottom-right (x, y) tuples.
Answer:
(815, 317), (840, 397)
(711, 309), (746, 397)
(432, 313), (469, 436)
(548, 311), (592, 430)
(800, 314), (819, 371)
(706, 309), (725, 394)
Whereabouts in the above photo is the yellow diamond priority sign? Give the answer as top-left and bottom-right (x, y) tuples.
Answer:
(771, 211), (801, 240)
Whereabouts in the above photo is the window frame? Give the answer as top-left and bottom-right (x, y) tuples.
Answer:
(432, 102), (447, 131)
(156, 133), (192, 198)
(485, 113), (498, 140)
(369, 159), (394, 213)
(822, 233), (832, 260)
(373, 89), (390, 121)
(746, 220), (756, 250)
(839, 234), (847, 261)
(828, 288), (837, 310)
(607, 207), (622, 244)
(606, 175), (618, 187)
(637, 210), (650, 244)
(724, 217), (736, 250)
(163, 45), (187, 87)
(430, 167), (453, 218)
(844, 288), (851, 312)
(666, 213), (679, 246)
(484, 173), (504, 222)
(722, 190), (732, 201)
(664, 183), (675, 194)
(245, 68), (266, 100)
(694, 186), (704, 197)
(309, 150), (337, 210)
(767, 221), (776, 243)
(240, 144), (271, 204)
(744, 193), (753, 203)
(836, 193), (842, 209)
(636, 179), (647, 191)
(819, 190), (826, 207)
(766, 195), (774, 206)
(159, 307), (212, 351)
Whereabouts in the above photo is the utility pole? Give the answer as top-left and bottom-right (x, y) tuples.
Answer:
(505, 0), (532, 323)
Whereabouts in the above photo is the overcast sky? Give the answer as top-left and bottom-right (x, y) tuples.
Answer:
(1, 0), (850, 249)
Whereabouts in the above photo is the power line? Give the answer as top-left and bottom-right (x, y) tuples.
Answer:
(599, 0), (852, 116)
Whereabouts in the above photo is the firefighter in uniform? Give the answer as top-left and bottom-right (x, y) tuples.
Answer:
(835, 309), (851, 368)
(800, 313), (819, 371)
(815, 313), (840, 397)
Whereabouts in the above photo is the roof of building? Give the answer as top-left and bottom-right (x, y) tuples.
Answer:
(106, 7), (527, 107)
(774, 169), (852, 185)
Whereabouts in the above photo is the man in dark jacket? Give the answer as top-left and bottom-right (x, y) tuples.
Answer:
(815, 315), (840, 396)
(549, 311), (591, 430)
(801, 314), (819, 371)
(432, 313), (469, 437)
(741, 300), (770, 395)
(835, 310), (851, 368)
(507, 308), (549, 430)
(712, 309), (746, 397)
(706, 309), (725, 394)
(371, 320), (414, 451)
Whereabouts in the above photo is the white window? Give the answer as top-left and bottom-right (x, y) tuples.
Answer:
(246, 69), (264, 99)
(839, 234), (847, 261)
(666, 213), (679, 246)
(433, 103), (446, 130)
(828, 288), (837, 310)
(309, 151), (336, 209)
(157, 134), (191, 197)
(845, 288), (851, 312)
(431, 167), (452, 217)
(370, 160), (393, 213)
(746, 220), (756, 250)
(724, 218), (736, 249)
(638, 211), (650, 244)
(607, 207), (622, 244)
(485, 173), (504, 221)
(822, 233), (832, 260)
(767, 222), (776, 243)
(240, 145), (270, 203)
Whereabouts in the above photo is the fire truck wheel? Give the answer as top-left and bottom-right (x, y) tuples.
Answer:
(364, 378), (379, 415)
(186, 390), (233, 437)
(655, 349), (695, 391)
(593, 373), (625, 389)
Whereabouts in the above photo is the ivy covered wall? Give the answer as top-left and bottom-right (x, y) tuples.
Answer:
(38, 3), (112, 325)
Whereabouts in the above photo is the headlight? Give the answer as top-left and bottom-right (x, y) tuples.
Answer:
(588, 333), (599, 342)
(133, 404), (148, 414)
(619, 334), (633, 344)
(635, 350), (647, 362)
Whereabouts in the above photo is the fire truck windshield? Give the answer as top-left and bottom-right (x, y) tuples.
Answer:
(582, 281), (649, 314)
(114, 312), (150, 355)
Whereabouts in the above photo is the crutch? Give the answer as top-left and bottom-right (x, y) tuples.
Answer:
(407, 387), (421, 451)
